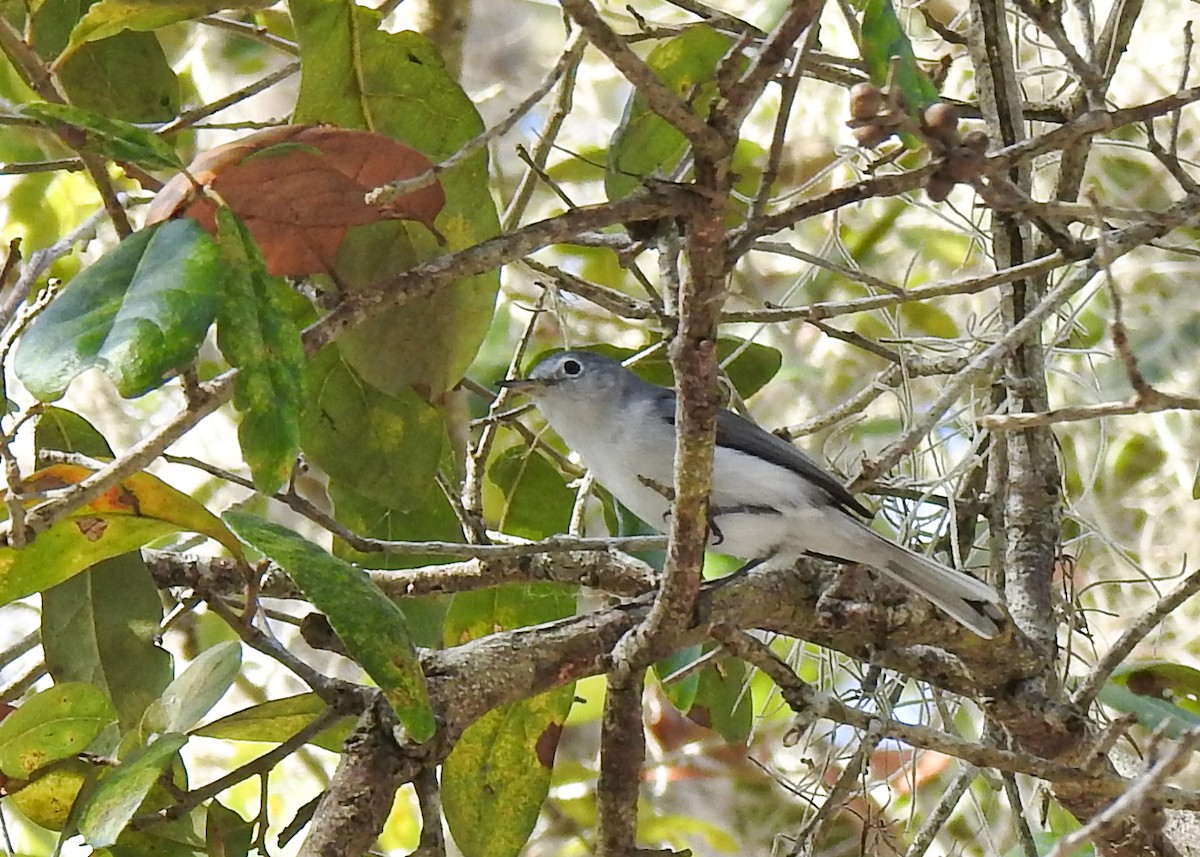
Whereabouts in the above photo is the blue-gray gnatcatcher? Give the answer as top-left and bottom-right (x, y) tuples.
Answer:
(502, 350), (1003, 638)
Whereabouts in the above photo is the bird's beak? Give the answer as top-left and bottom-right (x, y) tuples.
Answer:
(497, 377), (540, 394)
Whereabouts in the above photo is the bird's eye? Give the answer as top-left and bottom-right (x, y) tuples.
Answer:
(561, 358), (582, 377)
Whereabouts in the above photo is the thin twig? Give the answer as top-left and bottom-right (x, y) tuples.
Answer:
(157, 708), (342, 821)
(414, 766), (446, 857)
(501, 35), (588, 230)
(1044, 731), (1200, 857)
(0, 203), (107, 338)
(1072, 565), (1200, 708)
(158, 62), (300, 136)
(902, 764), (978, 857)
(369, 30), (588, 207)
(198, 15), (299, 55)
(559, 0), (724, 159)
(713, 628), (1200, 808)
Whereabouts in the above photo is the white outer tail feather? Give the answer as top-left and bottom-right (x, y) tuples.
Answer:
(877, 542), (1002, 638)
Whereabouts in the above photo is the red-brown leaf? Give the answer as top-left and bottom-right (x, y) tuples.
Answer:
(146, 125), (446, 276)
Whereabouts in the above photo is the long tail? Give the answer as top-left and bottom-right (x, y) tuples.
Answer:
(876, 542), (1003, 638)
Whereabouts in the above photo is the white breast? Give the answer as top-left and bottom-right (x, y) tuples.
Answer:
(535, 392), (845, 560)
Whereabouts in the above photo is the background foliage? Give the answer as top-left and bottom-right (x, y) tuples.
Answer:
(2, 1), (1200, 856)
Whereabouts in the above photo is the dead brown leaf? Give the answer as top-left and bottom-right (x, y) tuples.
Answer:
(146, 125), (446, 276)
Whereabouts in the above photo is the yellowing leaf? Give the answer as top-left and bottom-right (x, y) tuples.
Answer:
(0, 465), (244, 606)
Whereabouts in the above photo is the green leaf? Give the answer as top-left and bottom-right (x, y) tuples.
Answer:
(78, 732), (188, 847)
(36, 408), (173, 736)
(1097, 681), (1200, 739)
(222, 512), (435, 742)
(214, 208), (304, 493)
(0, 511), (177, 608)
(194, 694), (354, 754)
(899, 300), (959, 338)
(30, 0), (178, 122)
(35, 406), (114, 459)
(1111, 661), (1200, 715)
(688, 653), (753, 744)
(606, 25), (738, 201)
(110, 821), (206, 857)
(0, 683), (116, 778)
(442, 686), (575, 857)
(21, 102), (182, 170)
(487, 446), (574, 541)
(61, 0), (271, 60)
(442, 584), (576, 857)
(300, 349), (447, 511)
(205, 801), (253, 857)
(140, 641), (241, 737)
(291, 1), (500, 398)
(655, 645), (703, 713)
(1112, 434), (1166, 484)
(42, 556), (172, 736)
(859, 0), (939, 111)
(329, 481), (460, 649)
(15, 220), (221, 401)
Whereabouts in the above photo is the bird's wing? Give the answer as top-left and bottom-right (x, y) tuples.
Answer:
(651, 391), (871, 518)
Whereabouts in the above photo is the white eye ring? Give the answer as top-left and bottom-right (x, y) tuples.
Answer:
(561, 359), (582, 377)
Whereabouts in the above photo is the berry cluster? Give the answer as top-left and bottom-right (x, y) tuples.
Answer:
(847, 83), (991, 202)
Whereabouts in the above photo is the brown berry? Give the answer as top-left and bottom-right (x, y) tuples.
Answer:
(962, 129), (990, 153)
(923, 102), (959, 131)
(849, 83), (885, 120)
(922, 102), (960, 149)
(945, 146), (986, 181)
(852, 124), (892, 148)
(925, 169), (956, 202)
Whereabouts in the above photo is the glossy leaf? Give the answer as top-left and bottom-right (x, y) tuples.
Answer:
(292, 0), (500, 397)
(1097, 681), (1200, 739)
(78, 732), (188, 847)
(329, 481), (461, 649)
(15, 220), (221, 401)
(223, 512), (435, 742)
(195, 694), (354, 754)
(1112, 661), (1200, 715)
(5, 757), (94, 831)
(35, 406), (114, 460)
(0, 463), (244, 606)
(859, 0), (939, 111)
(214, 208), (304, 493)
(606, 25), (737, 200)
(443, 584), (576, 857)
(21, 102), (182, 170)
(0, 683), (115, 778)
(140, 642), (241, 737)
